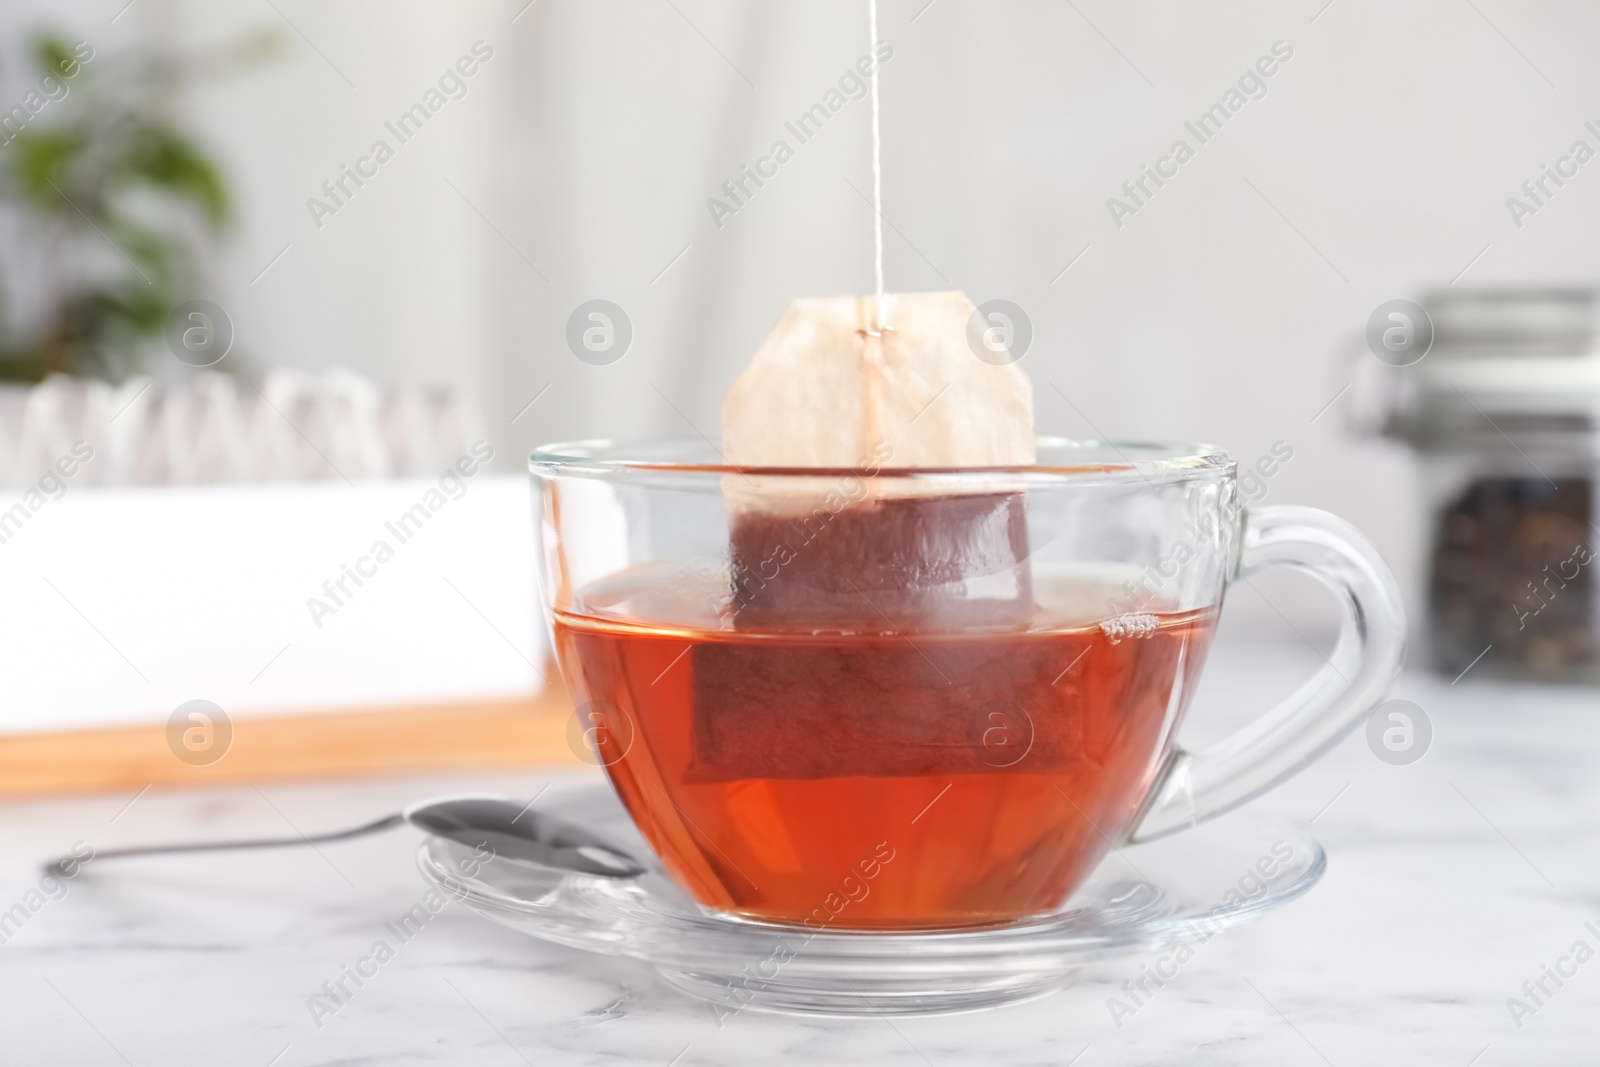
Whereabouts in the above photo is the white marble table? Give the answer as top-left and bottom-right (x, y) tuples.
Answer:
(2, 636), (1595, 1066)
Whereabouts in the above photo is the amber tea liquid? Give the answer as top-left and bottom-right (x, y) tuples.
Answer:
(554, 567), (1216, 930)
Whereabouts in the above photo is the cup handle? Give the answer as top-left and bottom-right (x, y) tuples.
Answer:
(1127, 505), (1407, 843)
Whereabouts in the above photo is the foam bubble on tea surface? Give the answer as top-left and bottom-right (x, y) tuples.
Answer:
(718, 291), (1036, 630)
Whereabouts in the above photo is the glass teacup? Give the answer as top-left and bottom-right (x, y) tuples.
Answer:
(531, 439), (1404, 930)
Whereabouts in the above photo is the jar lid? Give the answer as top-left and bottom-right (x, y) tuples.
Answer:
(1426, 288), (1595, 357)
(1363, 289), (1600, 453)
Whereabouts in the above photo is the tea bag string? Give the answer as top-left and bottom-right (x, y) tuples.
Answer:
(869, 0), (887, 332)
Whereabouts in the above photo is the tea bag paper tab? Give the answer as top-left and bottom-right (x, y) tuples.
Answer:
(722, 291), (1035, 473)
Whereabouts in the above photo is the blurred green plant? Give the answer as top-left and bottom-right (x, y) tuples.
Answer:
(0, 29), (282, 383)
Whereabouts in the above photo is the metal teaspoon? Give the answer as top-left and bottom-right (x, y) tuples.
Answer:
(44, 794), (645, 879)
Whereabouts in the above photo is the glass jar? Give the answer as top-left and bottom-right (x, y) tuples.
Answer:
(1357, 288), (1600, 683)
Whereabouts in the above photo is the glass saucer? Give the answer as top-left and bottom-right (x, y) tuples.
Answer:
(418, 785), (1325, 1017)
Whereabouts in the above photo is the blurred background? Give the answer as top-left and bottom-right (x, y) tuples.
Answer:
(2, 0), (1598, 749)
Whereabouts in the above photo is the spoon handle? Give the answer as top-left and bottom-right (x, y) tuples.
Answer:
(45, 813), (406, 875)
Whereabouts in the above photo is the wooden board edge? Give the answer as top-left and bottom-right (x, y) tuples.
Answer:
(0, 686), (589, 799)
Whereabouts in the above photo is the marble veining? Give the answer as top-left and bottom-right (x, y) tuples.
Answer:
(2, 639), (1597, 1065)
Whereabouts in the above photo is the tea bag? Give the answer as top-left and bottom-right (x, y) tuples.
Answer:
(691, 291), (1042, 781)
(723, 291), (1034, 470)
(719, 291), (1035, 629)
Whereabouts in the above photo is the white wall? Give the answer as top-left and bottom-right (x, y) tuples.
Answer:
(499, 0), (1600, 640)
(7, 0), (1600, 642)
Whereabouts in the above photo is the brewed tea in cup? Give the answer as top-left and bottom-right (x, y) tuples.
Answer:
(534, 439), (1404, 930)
